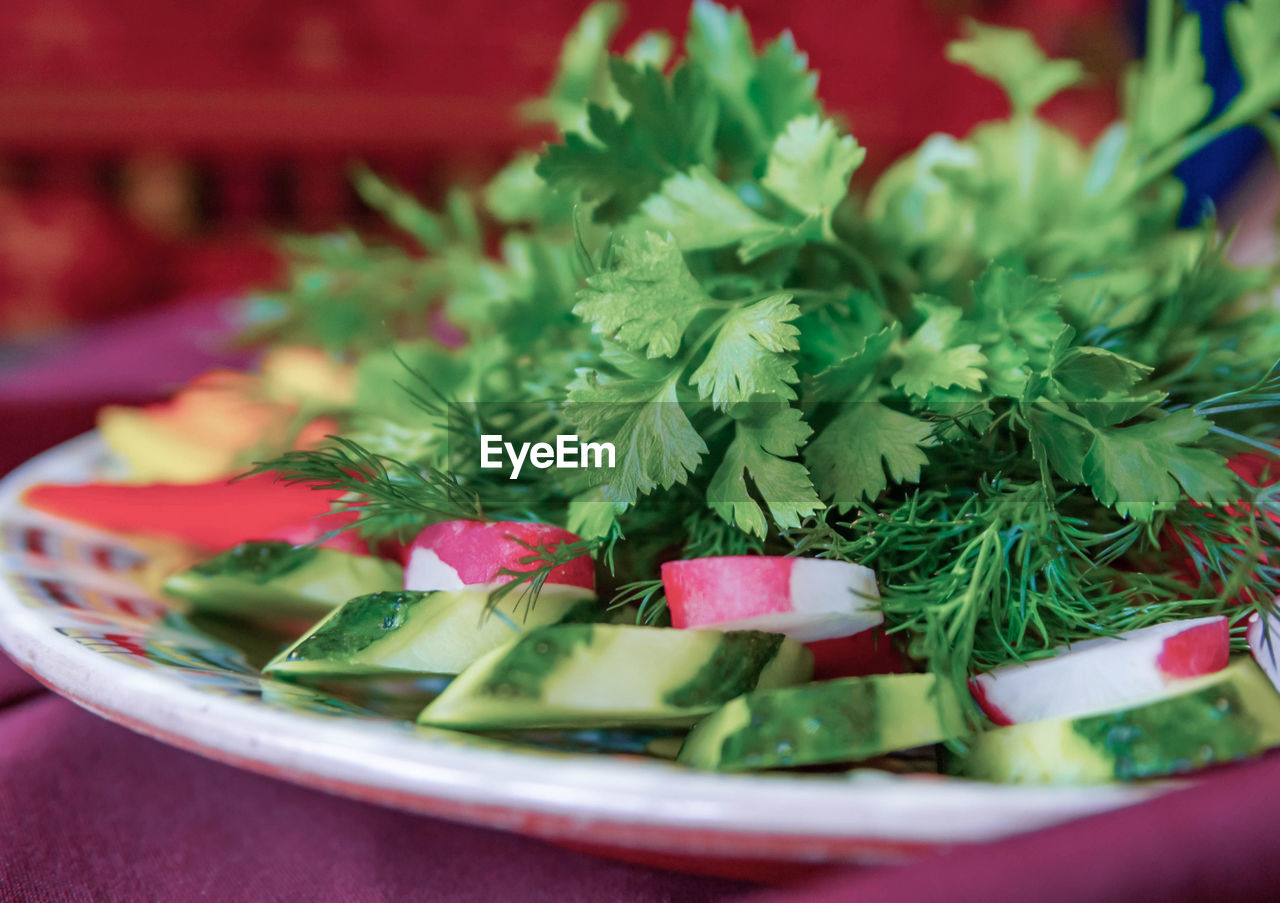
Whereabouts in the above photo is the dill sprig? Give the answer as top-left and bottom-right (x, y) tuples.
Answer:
(609, 578), (668, 626)
(485, 533), (615, 615)
(247, 436), (487, 539)
(785, 477), (1258, 708)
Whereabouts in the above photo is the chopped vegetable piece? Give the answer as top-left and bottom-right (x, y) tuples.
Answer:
(958, 659), (1280, 784)
(806, 626), (906, 680)
(163, 541), (403, 621)
(970, 616), (1230, 725)
(418, 624), (813, 730)
(1247, 608), (1280, 693)
(661, 556), (880, 642)
(23, 476), (348, 550)
(679, 673), (963, 771)
(97, 371), (288, 484)
(264, 586), (599, 679)
(404, 520), (595, 591)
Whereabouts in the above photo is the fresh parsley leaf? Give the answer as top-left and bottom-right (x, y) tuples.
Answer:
(761, 115), (865, 220)
(537, 58), (717, 222)
(685, 0), (820, 171)
(1225, 0), (1280, 100)
(1027, 406), (1094, 485)
(946, 19), (1084, 116)
(965, 263), (1066, 396)
(1051, 346), (1152, 400)
(567, 486), (627, 540)
(809, 324), (899, 402)
(892, 303), (988, 398)
(566, 372), (707, 504)
(626, 30), (675, 70)
(635, 166), (791, 255)
(708, 404), (820, 536)
(1124, 2), (1212, 153)
(1082, 409), (1238, 520)
(574, 232), (709, 358)
(691, 294), (801, 406)
(351, 165), (450, 252)
(752, 30), (821, 142)
(521, 0), (624, 133)
(485, 153), (570, 225)
(806, 398), (934, 510)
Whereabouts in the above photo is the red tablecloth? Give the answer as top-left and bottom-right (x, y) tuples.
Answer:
(4, 297), (1280, 902)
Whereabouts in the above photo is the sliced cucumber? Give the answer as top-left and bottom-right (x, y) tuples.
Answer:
(958, 658), (1280, 784)
(417, 624), (814, 730)
(163, 541), (402, 621)
(678, 673), (963, 771)
(263, 587), (600, 679)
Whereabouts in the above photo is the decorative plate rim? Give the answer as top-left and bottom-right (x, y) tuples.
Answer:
(0, 433), (1165, 862)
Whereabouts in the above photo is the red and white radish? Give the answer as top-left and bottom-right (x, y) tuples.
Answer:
(404, 520), (594, 592)
(660, 556), (881, 643)
(971, 615), (1230, 725)
(1247, 606), (1280, 692)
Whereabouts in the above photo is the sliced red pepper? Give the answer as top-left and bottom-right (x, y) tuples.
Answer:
(23, 476), (346, 551)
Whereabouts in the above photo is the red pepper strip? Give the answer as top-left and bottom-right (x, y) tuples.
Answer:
(23, 476), (346, 551)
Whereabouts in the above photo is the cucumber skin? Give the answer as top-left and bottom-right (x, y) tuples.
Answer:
(418, 625), (814, 731)
(188, 541), (318, 582)
(164, 543), (402, 620)
(678, 673), (963, 772)
(280, 591), (430, 663)
(958, 658), (1280, 785)
(265, 590), (604, 680)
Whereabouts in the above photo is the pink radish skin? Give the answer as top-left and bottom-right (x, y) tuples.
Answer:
(1247, 606), (1280, 692)
(970, 615), (1230, 725)
(660, 556), (880, 643)
(404, 520), (594, 592)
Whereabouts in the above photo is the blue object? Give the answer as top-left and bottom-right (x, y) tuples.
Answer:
(1132, 0), (1267, 223)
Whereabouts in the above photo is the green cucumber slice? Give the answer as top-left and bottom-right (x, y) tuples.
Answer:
(418, 624), (814, 730)
(264, 587), (602, 679)
(958, 658), (1280, 784)
(678, 673), (964, 771)
(163, 541), (402, 621)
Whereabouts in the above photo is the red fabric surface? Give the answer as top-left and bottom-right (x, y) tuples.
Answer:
(752, 757), (1280, 903)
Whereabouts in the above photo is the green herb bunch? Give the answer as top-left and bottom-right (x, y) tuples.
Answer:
(255, 0), (1280, 698)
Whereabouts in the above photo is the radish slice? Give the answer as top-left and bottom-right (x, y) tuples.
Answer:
(660, 556), (880, 643)
(1247, 606), (1280, 692)
(404, 520), (594, 592)
(971, 616), (1231, 725)
(807, 626), (906, 680)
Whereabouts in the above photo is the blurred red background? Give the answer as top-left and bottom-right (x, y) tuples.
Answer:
(0, 0), (1125, 339)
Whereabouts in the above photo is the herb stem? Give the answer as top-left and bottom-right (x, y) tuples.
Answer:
(820, 226), (888, 307)
(1033, 400), (1099, 435)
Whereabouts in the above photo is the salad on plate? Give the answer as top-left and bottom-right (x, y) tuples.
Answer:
(22, 0), (1280, 786)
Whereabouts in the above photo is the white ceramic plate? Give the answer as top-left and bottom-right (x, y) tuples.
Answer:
(0, 434), (1163, 868)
